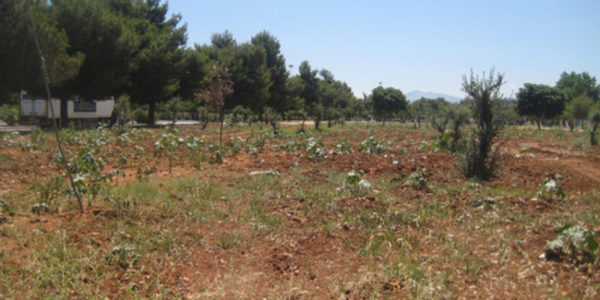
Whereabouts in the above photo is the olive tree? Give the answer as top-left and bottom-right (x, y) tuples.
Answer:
(563, 95), (594, 131)
(459, 69), (505, 180)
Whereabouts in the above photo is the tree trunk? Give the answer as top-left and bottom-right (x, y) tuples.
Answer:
(592, 124), (598, 146)
(271, 121), (279, 136)
(219, 110), (224, 146)
(568, 120), (574, 132)
(536, 119), (541, 130)
(171, 110), (177, 129)
(148, 101), (156, 126)
(60, 98), (68, 128)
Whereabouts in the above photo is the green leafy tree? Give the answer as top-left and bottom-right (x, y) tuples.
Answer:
(228, 43), (271, 114)
(319, 75), (337, 127)
(285, 76), (307, 130)
(496, 98), (520, 126)
(317, 69), (356, 127)
(516, 84), (566, 130)
(127, 0), (187, 126)
(409, 99), (426, 127)
(51, 0), (138, 124)
(371, 86), (408, 125)
(347, 96), (370, 120)
(563, 95), (594, 131)
(410, 97), (450, 128)
(202, 32), (272, 116)
(211, 30), (236, 49)
(0, 0), (83, 123)
(177, 47), (210, 103)
(251, 31), (289, 117)
(556, 71), (600, 102)
(298, 61), (322, 129)
(52, 0), (137, 97)
(201, 31), (238, 66)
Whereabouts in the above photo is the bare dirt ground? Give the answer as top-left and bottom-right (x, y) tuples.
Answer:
(0, 124), (599, 299)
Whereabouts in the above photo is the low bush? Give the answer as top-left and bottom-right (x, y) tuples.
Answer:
(0, 104), (19, 125)
(542, 224), (598, 264)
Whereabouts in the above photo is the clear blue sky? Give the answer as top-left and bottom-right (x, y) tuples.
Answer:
(167, 0), (600, 99)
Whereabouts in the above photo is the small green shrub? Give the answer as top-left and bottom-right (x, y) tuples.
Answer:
(107, 244), (140, 269)
(132, 107), (149, 124)
(542, 224), (598, 264)
(359, 136), (390, 154)
(30, 127), (50, 151)
(217, 233), (241, 250)
(67, 148), (113, 206)
(31, 202), (50, 215)
(305, 137), (327, 161)
(30, 174), (64, 206)
(58, 127), (85, 145)
(0, 198), (15, 217)
(207, 143), (223, 164)
(470, 197), (497, 210)
(263, 106), (280, 135)
(136, 165), (156, 181)
(224, 136), (245, 156)
(536, 177), (565, 201)
(406, 169), (428, 190)
(0, 104), (19, 125)
(279, 138), (302, 152)
(337, 171), (372, 194)
(154, 131), (185, 173)
(331, 138), (353, 155)
(0, 154), (14, 169)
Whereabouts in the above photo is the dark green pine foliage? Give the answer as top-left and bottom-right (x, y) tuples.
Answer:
(251, 31), (290, 117)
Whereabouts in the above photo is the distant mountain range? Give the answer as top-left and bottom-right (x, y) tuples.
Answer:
(405, 90), (462, 103)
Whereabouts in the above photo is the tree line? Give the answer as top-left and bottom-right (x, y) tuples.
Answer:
(1, 0), (599, 135)
(409, 71), (600, 130)
(0, 0), (368, 127)
(516, 71), (600, 131)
